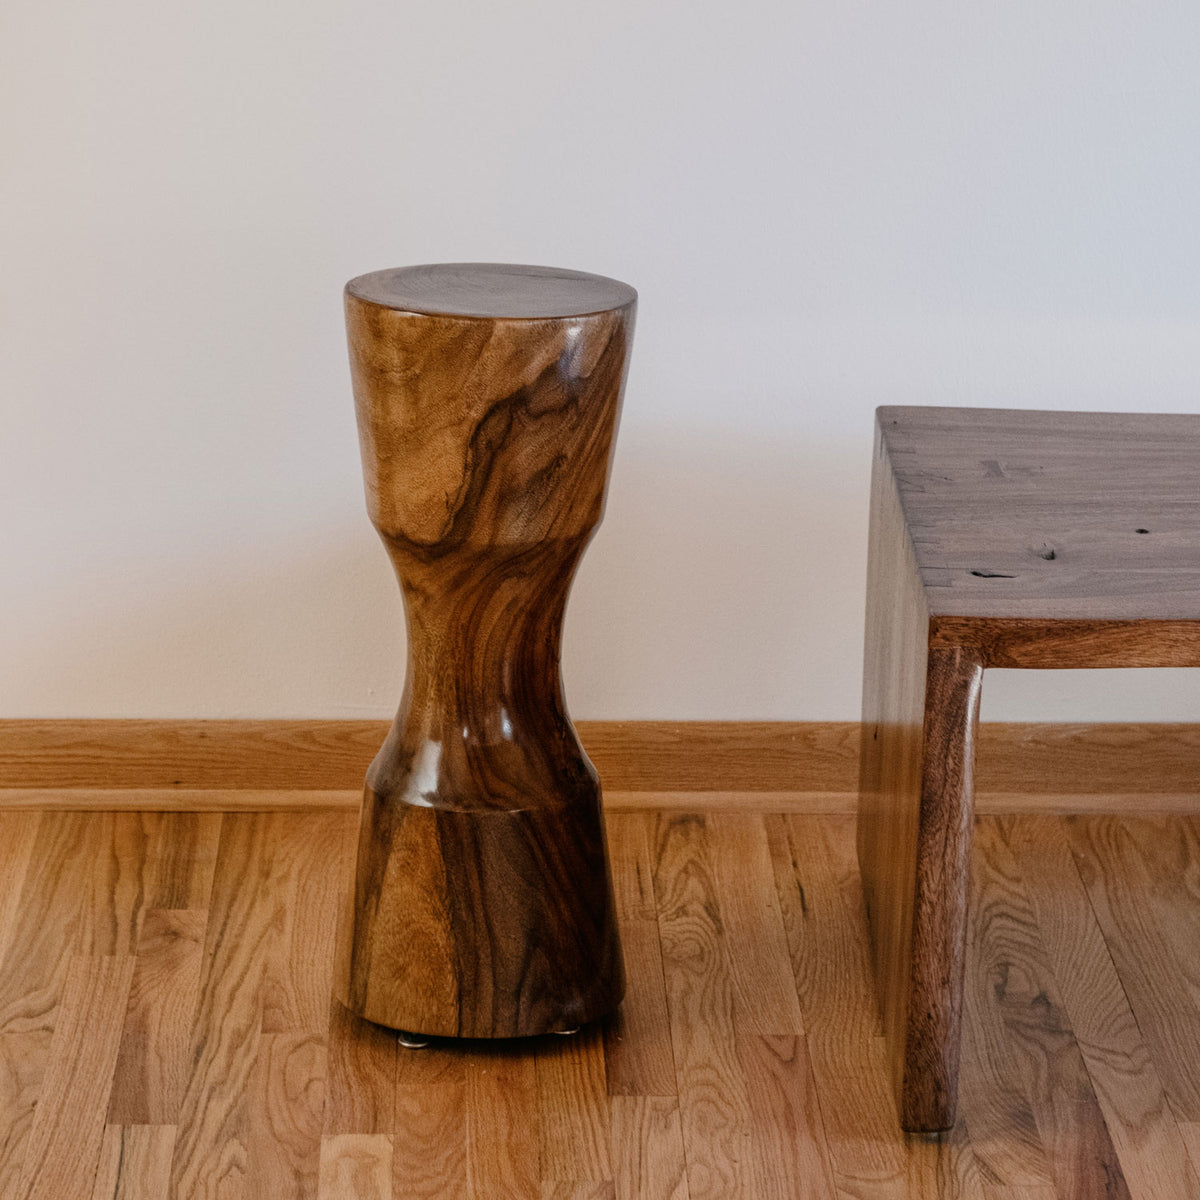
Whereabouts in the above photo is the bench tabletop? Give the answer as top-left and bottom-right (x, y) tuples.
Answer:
(879, 405), (1200, 621)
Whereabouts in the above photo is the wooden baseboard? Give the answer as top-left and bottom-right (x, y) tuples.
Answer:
(0, 719), (1197, 813)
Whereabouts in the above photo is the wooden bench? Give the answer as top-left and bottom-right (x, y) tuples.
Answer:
(858, 405), (1200, 1131)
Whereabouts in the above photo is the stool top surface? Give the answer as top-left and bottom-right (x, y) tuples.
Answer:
(345, 263), (637, 320)
(879, 405), (1200, 621)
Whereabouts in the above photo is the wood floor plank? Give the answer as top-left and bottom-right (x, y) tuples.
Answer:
(393, 1044), (467, 1200)
(0, 822), (42, 1188)
(904, 1124), (989, 1200)
(705, 814), (805, 1037)
(0, 813), (101, 1036)
(0, 813), (40, 968)
(146, 811), (222, 910)
(246, 1031), (327, 1200)
(0, 816), (49, 1188)
(318, 1134), (393, 1200)
(1007, 814), (1200, 1200)
(651, 813), (753, 1200)
(91, 1124), (175, 1200)
(973, 817), (1132, 1200)
(262, 811), (355, 1036)
(537, 1026), (613, 1184)
(325, 1000), (397, 1136)
(168, 812), (271, 1200)
(791, 814), (991, 1199)
(77, 813), (158, 957)
(609, 1096), (688, 1200)
(464, 1043), (540, 1200)
(1179, 1123), (1200, 1182)
(0, 1030), (50, 1197)
(19, 954), (136, 1200)
(107, 908), (208, 1124)
(1065, 815), (1200, 1122)
(1114, 817), (1200, 1066)
(603, 815), (676, 1098)
(959, 817), (1056, 1188)
(982, 1188), (1059, 1200)
(767, 814), (909, 1198)
(326, 819), (398, 1139)
(11, 798), (1200, 1198)
(737, 1034), (836, 1200)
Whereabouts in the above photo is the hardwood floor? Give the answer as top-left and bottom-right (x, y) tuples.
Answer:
(3, 805), (1200, 1198)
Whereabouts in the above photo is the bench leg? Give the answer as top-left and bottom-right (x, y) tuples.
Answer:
(856, 433), (984, 1130)
(859, 629), (984, 1130)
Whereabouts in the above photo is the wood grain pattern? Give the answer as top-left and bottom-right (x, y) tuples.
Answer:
(602, 815), (675, 1098)
(76, 814), (158, 958)
(652, 814), (753, 1200)
(145, 810), (222, 910)
(536, 1026), (613, 1184)
(20, 955), (135, 1200)
(737, 1034), (836, 1200)
(168, 813), (268, 1199)
(609, 1096), (688, 1200)
(107, 908), (207, 1124)
(0, 814), (107, 1036)
(0, 720), (855, 793)
(1007, 814), (1200, 1200)
(858, 404), (1200, 1132)
(959, 825), (1063, 1189)
(324, 1000), (397, 1137)
(15, 782), (1200, 817)
(463, 1044), (539, 1200)
(858, 410), (986, 1132)
(972, 818), (1133, 1200)
(246, 1031), (327, 1200)
(0, 1031), (48, 1199)
(540, 1184), (616, 1200)
(392, 1044), (467, 1200)
(1065, 816), (1200, 1122)
(318, 1134), (392, 1200)
(106, 813), (220, 1128)
(768, 813), (910, 1197)
(91, 1124), (175, 1200)
(808, 815), (984, 1200)
(705, 814), (804, 1037)
(262, 810), (352, 1036)
(0, 814), (39, 965)
(340, 263), (633, 1039)
(10, 717), (1200, 796)
(3, 805), (1200, 1193)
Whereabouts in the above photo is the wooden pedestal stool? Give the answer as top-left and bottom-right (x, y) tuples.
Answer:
(339, 263), (636, 1041)
(858, 405), (1200, 1132)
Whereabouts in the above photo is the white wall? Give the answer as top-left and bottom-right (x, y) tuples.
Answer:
(3, 1), (1199, 721)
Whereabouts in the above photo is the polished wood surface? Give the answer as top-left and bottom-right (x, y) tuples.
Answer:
(341, 264), (635, 1038)
(3, 804), (1200, 1197)
(886, 405), (1200, 649)
(10, 718), (1200, 797)
(347, 262), (636, 320)
(859, 405), (1200, 1132)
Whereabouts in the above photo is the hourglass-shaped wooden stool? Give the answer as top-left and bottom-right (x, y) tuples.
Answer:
(338, 263), (636, 1040)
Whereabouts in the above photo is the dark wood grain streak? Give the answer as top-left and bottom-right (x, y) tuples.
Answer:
(339, 264), (635, 1038)
(858, 404), (1200, 1131)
